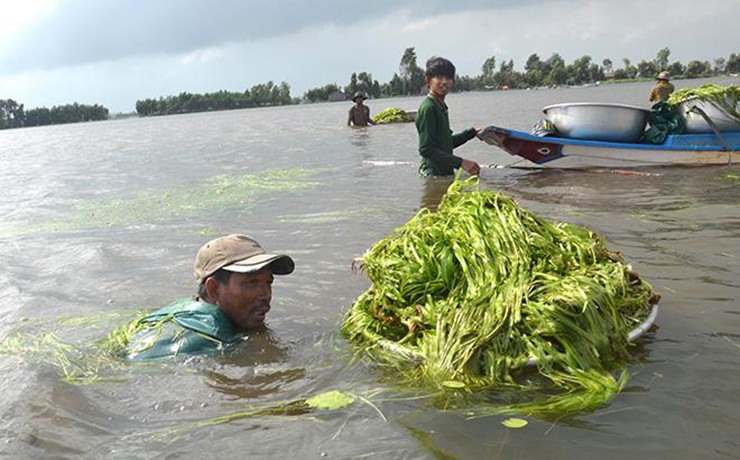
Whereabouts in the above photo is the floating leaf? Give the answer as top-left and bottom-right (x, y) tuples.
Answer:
(502, 418), (528, 429)
(305, 390), (356, 410)
(442, 380), (466, 389)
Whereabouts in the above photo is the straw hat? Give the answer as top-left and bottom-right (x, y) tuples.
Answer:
(656, 71), (671, 81)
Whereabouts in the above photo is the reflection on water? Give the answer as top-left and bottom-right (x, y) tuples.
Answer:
(349, 127), (371, 149)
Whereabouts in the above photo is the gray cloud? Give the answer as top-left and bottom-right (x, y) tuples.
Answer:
(0, 0), (538, 73)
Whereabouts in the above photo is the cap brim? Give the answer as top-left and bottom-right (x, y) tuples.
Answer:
(222, 254), (294, 275)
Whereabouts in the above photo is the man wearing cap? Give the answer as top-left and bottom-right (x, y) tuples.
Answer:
(649, 71), (675, 103)
(347, 91), (376, 127)
(119, 234), (294, 360)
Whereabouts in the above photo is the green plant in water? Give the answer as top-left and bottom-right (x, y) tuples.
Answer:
(342, 176), (658, 417)
(667, 84), (740, 121)
(0, 168), (323, 237)
(373, 107), (415, 124)
(0, 316), (140, 385)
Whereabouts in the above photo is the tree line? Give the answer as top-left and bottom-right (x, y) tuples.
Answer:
(0, 100), (109, 130)
(1, 47), (737, 128)
(135, 81), (293, 116)
(307, 47), (740, 101)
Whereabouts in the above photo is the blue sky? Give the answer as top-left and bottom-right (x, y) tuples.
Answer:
(1, 0), (738, 112)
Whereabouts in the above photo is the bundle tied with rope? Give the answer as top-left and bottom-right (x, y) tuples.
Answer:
(342, 177), (659, 415)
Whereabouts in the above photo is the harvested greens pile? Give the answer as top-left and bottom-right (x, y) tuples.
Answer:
(343, 177), (658, 415)
(372, 107), (415, 124)
(668, 84), (740, 121)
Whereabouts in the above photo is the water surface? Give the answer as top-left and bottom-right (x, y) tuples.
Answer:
(0, 77), (738, 459)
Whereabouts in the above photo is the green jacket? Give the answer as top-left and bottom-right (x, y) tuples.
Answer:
(415, 95), (476, 177)
(124, 298), (240, 360)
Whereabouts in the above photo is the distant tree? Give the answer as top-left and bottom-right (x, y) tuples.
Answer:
(622, 58), (637, 78)
(0, 99), (25, 129)
(636, 59), (657, 78)
(713, 58), (726, 74)
(371, 80), (381, 98)
(494, 59), (522, 88)
(23, 107), (51, 126)
(667, 61), (686, 77)
(567, 55), (593, 84)
(381, 73), (405, 96)
(726, 53), (740, 73)
(524, 54), (543, 87)
(345, 73), (358, 97)
(303, 83), (340, 102)
(399, 47), (425, 94)
(602, 58), (613, 76)
(544, 53), (567, 85)
(480, 56), (497, 88)
(685, 60), (711, 78)
(654, 47), (671, 71)
(355, 71), (375, 96)
(454, 75), (475, 92)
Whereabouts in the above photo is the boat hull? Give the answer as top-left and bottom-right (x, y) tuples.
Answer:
(479, 126), (740, 168)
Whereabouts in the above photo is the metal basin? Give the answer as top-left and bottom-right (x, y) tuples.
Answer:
(679, 98), (740, 133)
(543, 102), (650, 142)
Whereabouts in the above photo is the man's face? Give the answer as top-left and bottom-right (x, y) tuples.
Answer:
(426, 75), (454, 98)
(214, 268), (274, 330)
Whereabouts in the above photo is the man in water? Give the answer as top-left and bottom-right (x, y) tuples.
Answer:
(347, 91), (376, 126)
(415, 56), (481, 177)
(120, 234), (294, 359)
(649, 71), (675, 103)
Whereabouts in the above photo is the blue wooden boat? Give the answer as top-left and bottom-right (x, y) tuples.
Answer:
(479, 126), (740, 168)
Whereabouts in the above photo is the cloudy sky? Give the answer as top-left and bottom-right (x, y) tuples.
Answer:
(1, 0), (738, 113)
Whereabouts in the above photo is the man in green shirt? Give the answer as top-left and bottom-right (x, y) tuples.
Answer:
(120, 234), (294, 360)
(415, 56), (481, 177)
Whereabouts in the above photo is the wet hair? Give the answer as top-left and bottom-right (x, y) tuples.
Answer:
(425, 57), (456, 79)
(197, 268), (232, 300)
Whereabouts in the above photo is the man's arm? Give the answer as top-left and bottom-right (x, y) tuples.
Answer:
(367, 107), (376, 125)
(451, 128), (477, 148)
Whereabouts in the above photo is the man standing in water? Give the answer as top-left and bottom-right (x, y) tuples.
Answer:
(347, 91), (376, 126)
(415, 56), (481, 177)
(649, 71), (675, 103)
(121, 234), (294, 359)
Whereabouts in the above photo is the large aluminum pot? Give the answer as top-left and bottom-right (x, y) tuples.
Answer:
(679, 98), (740, 133)
(543, 102), (650, 142)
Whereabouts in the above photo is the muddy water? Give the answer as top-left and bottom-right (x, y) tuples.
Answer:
(0, 77), (738, 458)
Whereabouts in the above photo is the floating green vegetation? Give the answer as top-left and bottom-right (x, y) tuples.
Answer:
(2, 168), (323, 237)
(373, 107), (415, 124)
(150, 389), (361, 441)
(720, 171), (740, 183)
(668, 84), (740, 121)
(0, 310), (145, 384)
(342, 176), (658, 417)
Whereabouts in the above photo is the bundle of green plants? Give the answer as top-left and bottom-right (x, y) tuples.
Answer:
(668, 84), (740, 121)
(372, 107), (415, 124)
(342, 177), (658, 416)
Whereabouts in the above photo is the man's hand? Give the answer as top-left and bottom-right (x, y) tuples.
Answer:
(461, 159), (481, 176)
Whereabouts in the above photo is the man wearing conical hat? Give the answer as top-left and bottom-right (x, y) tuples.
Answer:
(649, 71), (675, 103)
